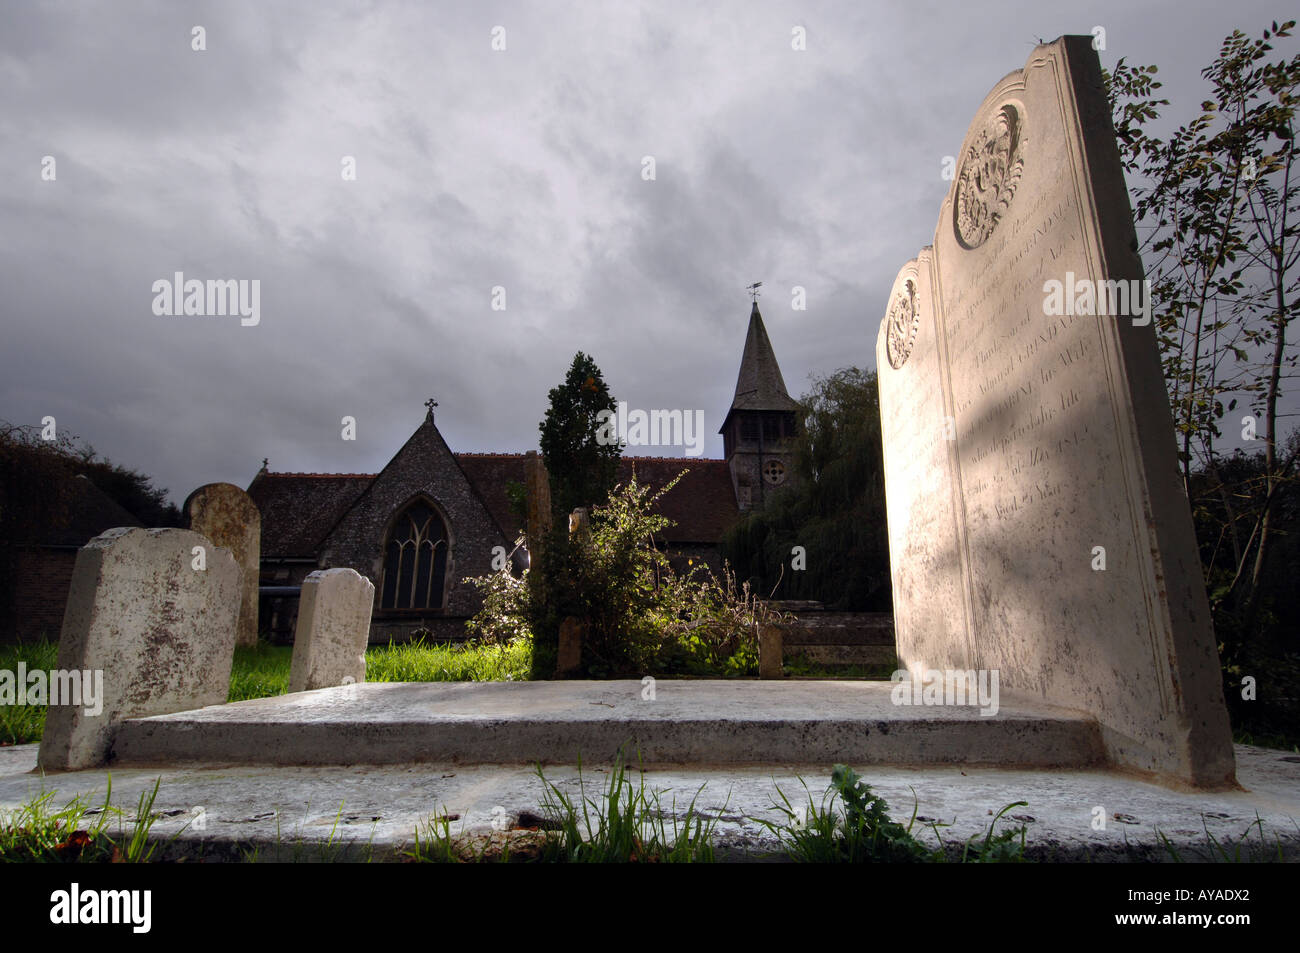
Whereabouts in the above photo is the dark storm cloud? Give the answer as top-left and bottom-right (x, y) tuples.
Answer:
(0, 0), (1280, 501)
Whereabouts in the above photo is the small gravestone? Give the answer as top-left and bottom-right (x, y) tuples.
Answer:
(875, 37), (1234, 786)
(185, 482), (261, 648)
(758, 624), (784, 679)
(289, 568), (375, 692)
(38, 527), (240, 771)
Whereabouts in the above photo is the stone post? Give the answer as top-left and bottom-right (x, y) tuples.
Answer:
(759, 624), (784, 679)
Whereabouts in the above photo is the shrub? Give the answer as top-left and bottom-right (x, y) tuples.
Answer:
(466, 472), (789, 677)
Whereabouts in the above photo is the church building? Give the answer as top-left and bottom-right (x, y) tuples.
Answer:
(247, 301), (800, 643)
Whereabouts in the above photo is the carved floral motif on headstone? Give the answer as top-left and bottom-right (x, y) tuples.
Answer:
(886, 279), (920, 369)
(954, 104), (1026, 249)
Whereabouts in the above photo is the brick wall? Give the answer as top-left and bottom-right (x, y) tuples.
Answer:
(7, 546), (78, 643)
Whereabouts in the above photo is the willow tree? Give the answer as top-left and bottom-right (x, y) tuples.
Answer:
(721, 367), (891, 611)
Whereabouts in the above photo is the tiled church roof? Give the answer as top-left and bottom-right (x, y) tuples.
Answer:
(248, 453), (740, 558)
(247, 472), (373, 559)
(615, 457), (740, 543)
(454, 453), (530, 542)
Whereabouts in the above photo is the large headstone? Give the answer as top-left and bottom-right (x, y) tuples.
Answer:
(185, 482), (261, 647)
(876, 36), (1235, 787)
(289, 568), (375, 693)
(38, 527), (241, 771)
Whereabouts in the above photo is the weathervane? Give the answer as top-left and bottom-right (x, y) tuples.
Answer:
(747, 281), (762, 301)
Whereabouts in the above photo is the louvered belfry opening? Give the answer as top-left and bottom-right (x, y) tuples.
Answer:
(380, 499), (449, 610)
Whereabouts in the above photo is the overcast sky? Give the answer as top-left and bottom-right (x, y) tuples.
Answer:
(0, 0), (1287, 504)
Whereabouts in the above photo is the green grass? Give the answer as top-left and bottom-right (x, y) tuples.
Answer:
(365, 636), (531, 683)
(0, 638), (58, 746)
(532, 753), (720, 862)
(761, 764), (1029, 863)
(229, 642), (293, 701)
(0, 775), (171, 863)
(1157, 812), (1297, 863)
(406, 750), (722, 863)
(6, 766), (1295, 864)
(1, 635), (533, 744)
(230, 636), (533, 704)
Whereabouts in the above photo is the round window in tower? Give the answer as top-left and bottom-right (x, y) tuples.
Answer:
(763, 460), (786, 486)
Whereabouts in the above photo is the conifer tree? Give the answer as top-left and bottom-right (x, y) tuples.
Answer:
(538, 352), (622, 519)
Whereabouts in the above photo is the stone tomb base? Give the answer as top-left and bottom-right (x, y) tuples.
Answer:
(108, 680), (1106, 769)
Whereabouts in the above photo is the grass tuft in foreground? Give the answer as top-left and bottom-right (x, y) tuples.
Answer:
(533, 752), (720, 863)
(405, 749), (721, 863)
(0, 777), (169, 863)
(762, 764), (1029, 863)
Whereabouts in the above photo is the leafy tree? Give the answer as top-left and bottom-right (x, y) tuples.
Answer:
(1188, 437), (1300, 737)
(721, 367), (891, 610)
(0, 420), (182, 538)
(538, 352), (622, 520)
(0, 422), (81, 549)
(1105, 21), (1299, 634)
(0, 421), (181, 633)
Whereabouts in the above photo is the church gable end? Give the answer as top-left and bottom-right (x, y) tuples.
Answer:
(319, 413), (509, 622)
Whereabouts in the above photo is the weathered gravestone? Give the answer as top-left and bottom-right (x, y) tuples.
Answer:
(185, 482), (261, 648)
(875, 36), (1235, 787)
(289, 568), (375, 692)
(38, 527), (240, 771)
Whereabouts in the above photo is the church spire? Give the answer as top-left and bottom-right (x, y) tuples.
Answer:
(719, 296), (800, 509)
(724, 300), (798, 423)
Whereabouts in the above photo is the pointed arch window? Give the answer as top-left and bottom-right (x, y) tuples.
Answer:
(380, 499), (449, 610)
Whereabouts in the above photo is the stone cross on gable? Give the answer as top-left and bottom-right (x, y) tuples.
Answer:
(424, 397), (438, 421)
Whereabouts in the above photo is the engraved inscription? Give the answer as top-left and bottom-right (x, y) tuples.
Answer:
(948, 185), (1096, 527)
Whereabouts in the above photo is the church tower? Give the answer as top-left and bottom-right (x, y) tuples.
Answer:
(719, 300), (800, 511)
